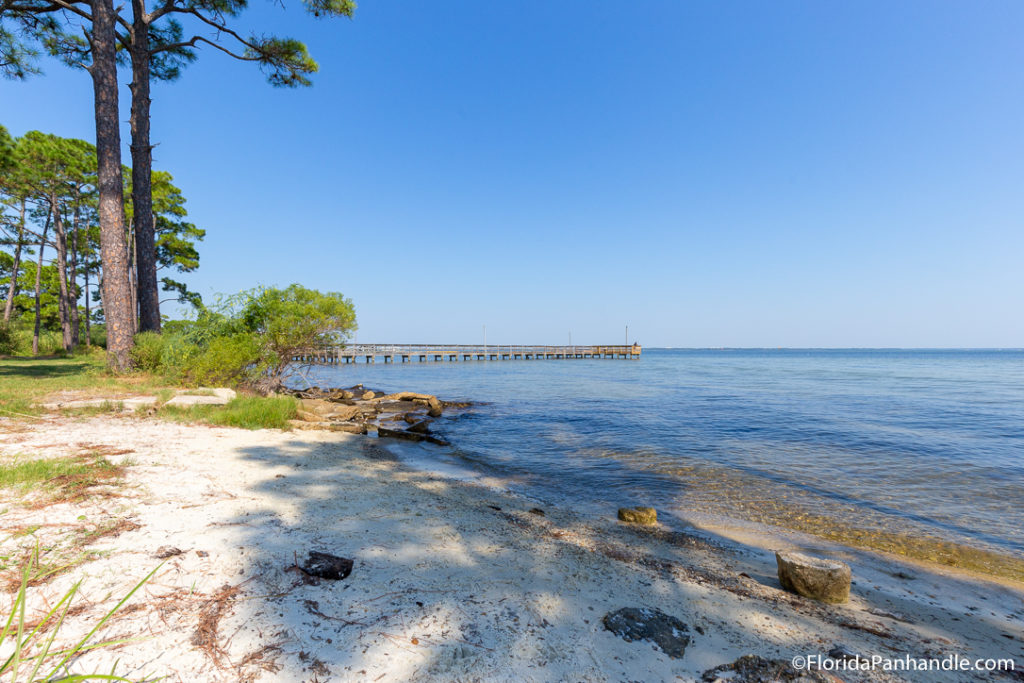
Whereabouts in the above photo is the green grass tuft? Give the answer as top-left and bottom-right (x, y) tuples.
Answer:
(0, 458), (93, 491)
(159, 395), (297, 430)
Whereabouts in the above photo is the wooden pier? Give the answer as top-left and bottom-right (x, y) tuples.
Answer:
(292, 344), (642, 364)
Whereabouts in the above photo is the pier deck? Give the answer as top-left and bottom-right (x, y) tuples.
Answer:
(293, 344), (641, 364)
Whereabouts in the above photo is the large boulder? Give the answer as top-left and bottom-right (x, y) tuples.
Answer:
(602, 607), (690, 659)
(617, 507), (657, 525)
(775, 551), (851, 604)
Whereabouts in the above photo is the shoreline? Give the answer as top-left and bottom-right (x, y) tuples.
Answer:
(1, 414), (1022, 681)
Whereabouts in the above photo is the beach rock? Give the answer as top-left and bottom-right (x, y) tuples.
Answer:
(407, 419), (433, 434)
(323, 405), (360, 421)
(378, 427), (427, 442)
(427, 397), (444, 417)
(299, 399), (335, 415)
(361, 391), (376, 400)
(153, 545), (184, 559)
(403, 412), (422, 424)
(701, 654), (834, 682)
(425, 435), (450, 446)
(302, 551), (353, 580)
(775, 551), (851, 604)
(296, 409), (325, 423)
(288, 420), (367, 434)
(618, 506), (657, 525)
(602, 607), (690, 659)
(340, 390), (355, 400)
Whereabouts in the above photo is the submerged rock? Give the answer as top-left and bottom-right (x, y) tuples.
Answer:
(617, 506), (658, 525)
(701, 654), (834, 682)
(407, 419), (433, 434)
(602, 607), (691, 659)
(378, 427), (427, 442)
(776, 551), (851, 604)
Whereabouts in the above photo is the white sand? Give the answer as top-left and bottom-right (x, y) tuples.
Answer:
(1, 416), (1022, 682)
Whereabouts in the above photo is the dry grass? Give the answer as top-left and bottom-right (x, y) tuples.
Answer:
(191, 582), (246, 669)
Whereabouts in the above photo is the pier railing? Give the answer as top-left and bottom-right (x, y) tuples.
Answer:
(291, 344), (641, 364)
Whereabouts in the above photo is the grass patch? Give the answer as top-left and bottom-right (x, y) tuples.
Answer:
(0, 453), (127, 504)
(0, 351), (173, 419)
(0, 458), (95, 491)
(158, 396), (297, 430)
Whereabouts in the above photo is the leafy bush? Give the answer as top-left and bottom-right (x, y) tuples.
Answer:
(189, 333), (263, 387)
(0, 323), (16, 355)
(130, 331), (165, 371)
(143, 284), (355, 391)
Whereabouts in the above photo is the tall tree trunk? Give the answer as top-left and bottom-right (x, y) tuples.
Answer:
(129, 231), (138, 332)
(89, 0), (135, 370)
(3, 200), (26, 322)
(32, 225), (48, 356)
(69, 209), (81, 347)
(129, 2), (160, 333)
(84, 267), (92, 347)
(52, 200), (74, 352)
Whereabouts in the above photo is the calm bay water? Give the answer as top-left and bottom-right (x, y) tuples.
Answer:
(310, 349), (1024, 564)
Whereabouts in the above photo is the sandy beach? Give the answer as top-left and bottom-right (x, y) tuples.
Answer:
(1, 415), (1022, 682)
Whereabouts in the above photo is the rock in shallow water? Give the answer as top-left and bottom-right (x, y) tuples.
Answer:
(602, 607), (690, 659)
(776, 551), (851, 604)
(617, 506), (657, 525)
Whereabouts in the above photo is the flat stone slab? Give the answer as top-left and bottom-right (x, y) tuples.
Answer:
(602, 607), (691, 659)
(43, 396), (158, 411)
(164, 395), (229, 407)
(164, 388), (237, 407)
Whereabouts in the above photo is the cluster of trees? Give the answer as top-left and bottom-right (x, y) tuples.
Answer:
(1, 0), (356, 369)
(0, 124), (203, 355)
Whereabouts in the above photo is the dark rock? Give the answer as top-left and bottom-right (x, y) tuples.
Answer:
(407, 419), (433, 434)
(487, 505), (502, 511)
(424, 435), (450, 446)
(602, 607), (691, 659)
(403, 412), (422, 424)
(828, 644), (862, 662)
(154, 546), (184, 559)
(528, 507), (545, 516)
(196, 550), (209, 558)
(302, 551), (353, 580)
(702, 654), (834, 682)
(378, 427), (426, 442)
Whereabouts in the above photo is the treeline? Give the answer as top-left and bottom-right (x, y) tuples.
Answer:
(0, 125), (202, 356)
(1, 0), (356, 369)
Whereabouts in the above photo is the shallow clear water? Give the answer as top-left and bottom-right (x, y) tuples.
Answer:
(309, 349), (1024, 561)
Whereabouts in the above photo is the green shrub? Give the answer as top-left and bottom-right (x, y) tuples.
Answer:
(130, 331), (165, 371)
(189, 333), (263, 387)
(0, 323), (17, 355)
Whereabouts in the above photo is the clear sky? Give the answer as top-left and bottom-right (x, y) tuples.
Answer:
(3, 1), (1023, 347)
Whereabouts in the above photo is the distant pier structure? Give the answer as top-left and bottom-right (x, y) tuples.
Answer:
(293, 343), (642, 364)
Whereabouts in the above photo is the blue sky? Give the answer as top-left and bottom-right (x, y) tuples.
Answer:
(3, 1), (1023, 347)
